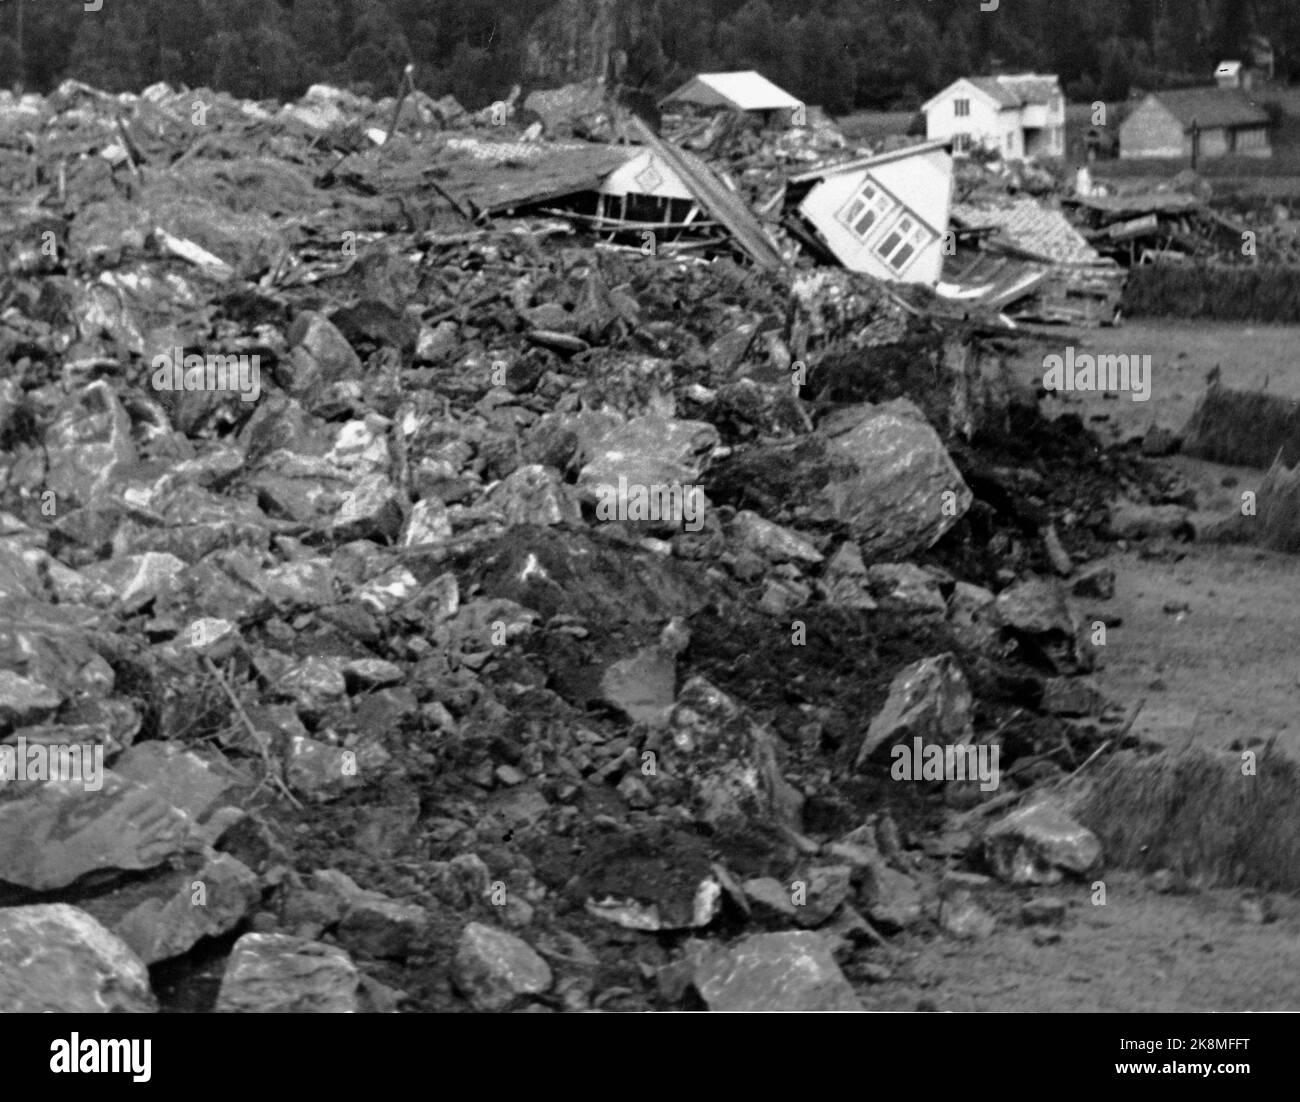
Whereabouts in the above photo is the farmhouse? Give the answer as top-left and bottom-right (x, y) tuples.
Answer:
(922, 73), (1065, 159)
(1119, 87), (1272, 159)
(783, 139), (953, 285)
(660, 70), (804, 127)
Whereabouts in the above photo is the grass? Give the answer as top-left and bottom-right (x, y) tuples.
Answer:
(1074, 745), (1300, 890)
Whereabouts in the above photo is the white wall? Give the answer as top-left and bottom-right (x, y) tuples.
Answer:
(798, 151), (953, 285)
(925, 83), (1009, 156)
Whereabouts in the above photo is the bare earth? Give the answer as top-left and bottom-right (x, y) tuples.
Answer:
(879, 321), (1300, 1012)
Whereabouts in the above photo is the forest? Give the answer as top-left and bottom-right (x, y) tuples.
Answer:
(0, 0), (1295, 114)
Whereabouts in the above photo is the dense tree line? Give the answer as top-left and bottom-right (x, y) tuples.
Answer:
(0, 0), (1296, 113)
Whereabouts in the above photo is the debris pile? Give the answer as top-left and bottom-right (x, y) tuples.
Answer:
(0, 78), (1157, 1013)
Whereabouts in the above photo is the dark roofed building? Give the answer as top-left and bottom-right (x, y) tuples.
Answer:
(1119, 87), (1272, 160)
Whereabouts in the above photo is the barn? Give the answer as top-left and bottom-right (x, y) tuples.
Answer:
(1119, 87), (1272, 160)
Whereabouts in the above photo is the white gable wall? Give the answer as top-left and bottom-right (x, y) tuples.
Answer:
(599, 150), (695, 200)
(925, 77), (1065, 159)
(925, 79), (1011, 156)
(797, 148), (953, 284)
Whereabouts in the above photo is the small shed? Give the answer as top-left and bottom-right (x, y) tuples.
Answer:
(660, 71), (803, 127)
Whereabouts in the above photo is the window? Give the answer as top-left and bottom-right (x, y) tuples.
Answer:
(874, 213), (935, 274)
(955, 98), (971, 117)
(953, 133), (971, 154)
(1006, 133), (1015, 153)
(837, 180), (895, 239)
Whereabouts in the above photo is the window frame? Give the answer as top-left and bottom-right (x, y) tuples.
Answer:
(872, 211), (935, 275)
(836, 179), (896, 241)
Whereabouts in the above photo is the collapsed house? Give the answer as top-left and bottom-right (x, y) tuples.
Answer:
(938, 195), (1127, 324)
(782, 139), (954, 284)
(428, 120), (784, 269)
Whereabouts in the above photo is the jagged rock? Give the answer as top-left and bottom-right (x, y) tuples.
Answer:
(0, 669), (64, 727)
(857, 862), (924, 932)
(0, 772), (200, 891)
(452, 922), (552, 1011)
(599, 644), (676, 725)
(947, 581), (1000, 650)
(105, 853), (260, 964)
(484, 464), (581, 527)
(0, 904), (157, 1012)
(819, 399), (971, 560)
(792, 865), (852, 927)
(216, 933), (361, 1013)
(984, 799), (1102, 885)
(940, 889), (997, 939)
(281, 312), (363, 398)
(79, 551), (187, 609)
(689, 931), (862, 1012)
(660, 676), (804, 831)
(856, 653), (974, 766)
(338, 893), (430, 960)
(866, 562), (947, 615)
(729, 510), (824, 565)
(1108, 500), (1192, 541)
(995, 575), (1093, 674)
(742, 877), (799, 924)
(43, 381), (137, 506)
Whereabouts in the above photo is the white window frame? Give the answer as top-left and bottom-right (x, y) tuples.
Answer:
(873, 211), (934, 275)
(953, 132), (971, 154)
(955, 98), (971, 118)
(837, 180), (896, 240)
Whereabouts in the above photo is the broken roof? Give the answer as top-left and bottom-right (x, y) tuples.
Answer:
(1139, 87), (1270, 130)
(951, 197), (1100, 265)
(660, 71), (802, 112)
(1068, 191), (1202, 217)
(628, 115), (785, 269)
(432, 139), (635, 215)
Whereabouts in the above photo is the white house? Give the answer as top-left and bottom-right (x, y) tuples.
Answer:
(784, 139), (954, 285)
(922, 74), (1065, 159)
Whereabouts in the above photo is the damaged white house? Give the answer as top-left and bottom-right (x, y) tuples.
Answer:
(783, 139), (954, 285)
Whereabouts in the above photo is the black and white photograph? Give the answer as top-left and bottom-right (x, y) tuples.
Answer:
(0, 0), (1298, 1072)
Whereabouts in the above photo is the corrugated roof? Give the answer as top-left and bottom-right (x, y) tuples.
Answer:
(628, 115), (785, 268)
(660, 71), (802, 112)
(1143, 87), (1270, 130)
